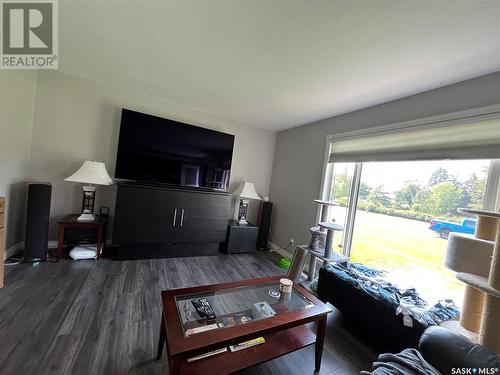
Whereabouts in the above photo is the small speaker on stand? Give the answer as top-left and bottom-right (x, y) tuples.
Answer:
(24, 183), (52, 262)
(257, 201), (273, 250)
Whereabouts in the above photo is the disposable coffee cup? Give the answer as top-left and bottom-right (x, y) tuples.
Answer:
(279, 278), (293, 293)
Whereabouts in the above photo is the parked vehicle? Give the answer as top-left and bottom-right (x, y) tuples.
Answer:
(428, 218), (476, 239)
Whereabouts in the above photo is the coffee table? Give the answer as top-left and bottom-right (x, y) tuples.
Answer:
(157, 275), (332, 375)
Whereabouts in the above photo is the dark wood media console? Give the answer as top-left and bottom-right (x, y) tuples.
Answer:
(113, 182), (231, 259)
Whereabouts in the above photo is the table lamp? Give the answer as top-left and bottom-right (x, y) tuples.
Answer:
(65, 161), (114, 221)
(233, 181), (261, 225)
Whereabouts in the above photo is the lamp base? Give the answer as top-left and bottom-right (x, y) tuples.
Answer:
(81, 185), (96, 219)
(237, 199), (250, 225)
(77, 213), (96, 222)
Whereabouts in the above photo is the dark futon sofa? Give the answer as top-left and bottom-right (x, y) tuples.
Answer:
(317, 263), (453, 352)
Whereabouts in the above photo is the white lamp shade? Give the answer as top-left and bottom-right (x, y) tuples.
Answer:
(233, 182), (261, 200)
(65, 161), (114, 185)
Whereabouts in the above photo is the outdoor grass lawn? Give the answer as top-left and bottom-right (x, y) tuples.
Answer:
(338, 209), (464, 303)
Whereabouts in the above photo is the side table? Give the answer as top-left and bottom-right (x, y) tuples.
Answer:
(56, 214), (107, 260)
(224, 220), (258, 253)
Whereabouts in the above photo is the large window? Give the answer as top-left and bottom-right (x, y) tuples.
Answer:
(321, 114), (500, 303)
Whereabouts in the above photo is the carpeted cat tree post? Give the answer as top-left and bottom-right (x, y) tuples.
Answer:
(305, 199), (346, 281)
(445, 209), (500, 353)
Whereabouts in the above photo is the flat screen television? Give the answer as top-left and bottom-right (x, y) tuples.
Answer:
(115, 109), (235, 190)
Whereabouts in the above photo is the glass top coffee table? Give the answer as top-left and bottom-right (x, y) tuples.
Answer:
(157, 276), (332, 375)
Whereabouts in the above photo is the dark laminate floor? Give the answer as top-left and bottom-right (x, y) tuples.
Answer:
(0, 253), (376, 375)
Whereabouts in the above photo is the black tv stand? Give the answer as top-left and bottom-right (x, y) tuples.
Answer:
(117, 181), (229, 193)
(112, 182), (231, 260)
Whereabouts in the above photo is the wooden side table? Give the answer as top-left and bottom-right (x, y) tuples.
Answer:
(56, 214), (107, 261)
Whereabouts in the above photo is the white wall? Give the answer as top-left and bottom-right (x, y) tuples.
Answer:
(30, 71), (277, 239)
(269, 72), (500, 251)
(0, 71), (38, 249)
(5, 69), (500, 250)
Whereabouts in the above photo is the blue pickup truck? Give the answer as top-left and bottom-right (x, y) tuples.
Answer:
(429, 218), (476, 239)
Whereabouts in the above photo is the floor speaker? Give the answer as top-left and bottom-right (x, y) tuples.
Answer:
(24, 183), (52, 262)
(257, 201), (273, 251)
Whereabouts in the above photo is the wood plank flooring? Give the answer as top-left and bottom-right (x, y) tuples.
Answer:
(0, 253), (376, 375)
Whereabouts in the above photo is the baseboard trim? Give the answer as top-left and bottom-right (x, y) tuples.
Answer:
(268, 242), (292, 259)
(9, 240), (288, 259)
(5, 242), (24, 260)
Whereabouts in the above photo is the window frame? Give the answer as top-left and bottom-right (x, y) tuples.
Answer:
(319, 107), (500, 257)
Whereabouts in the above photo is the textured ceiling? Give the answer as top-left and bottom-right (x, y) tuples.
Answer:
(59, 0), (500, 131)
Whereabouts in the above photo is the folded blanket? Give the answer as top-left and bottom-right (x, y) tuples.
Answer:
(361, 348), (441, 375)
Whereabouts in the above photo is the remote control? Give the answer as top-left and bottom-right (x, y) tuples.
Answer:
(191, 298), (216, 320)
(191, 299), (206, 318)
(199, 298), (216, 320)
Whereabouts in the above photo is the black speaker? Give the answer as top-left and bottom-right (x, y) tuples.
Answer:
(24, 183), (52, 262)
(257, 201), (273, 250)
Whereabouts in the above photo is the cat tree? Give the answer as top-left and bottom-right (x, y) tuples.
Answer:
(444, 209), (500, 353)
(304, 199), (347, 281)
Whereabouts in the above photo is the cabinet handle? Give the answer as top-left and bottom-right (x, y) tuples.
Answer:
(180, 209), (185, 226)
(173, 208), (177, 226)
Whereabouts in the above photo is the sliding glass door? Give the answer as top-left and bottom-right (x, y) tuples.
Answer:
(323, 158), (499, 302)
(324, 162), (356, 253)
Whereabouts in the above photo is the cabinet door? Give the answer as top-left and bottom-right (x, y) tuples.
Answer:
(174, 191), (230, 242)
(114, 186), (182, 243)
(113, 185), (231, 244)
